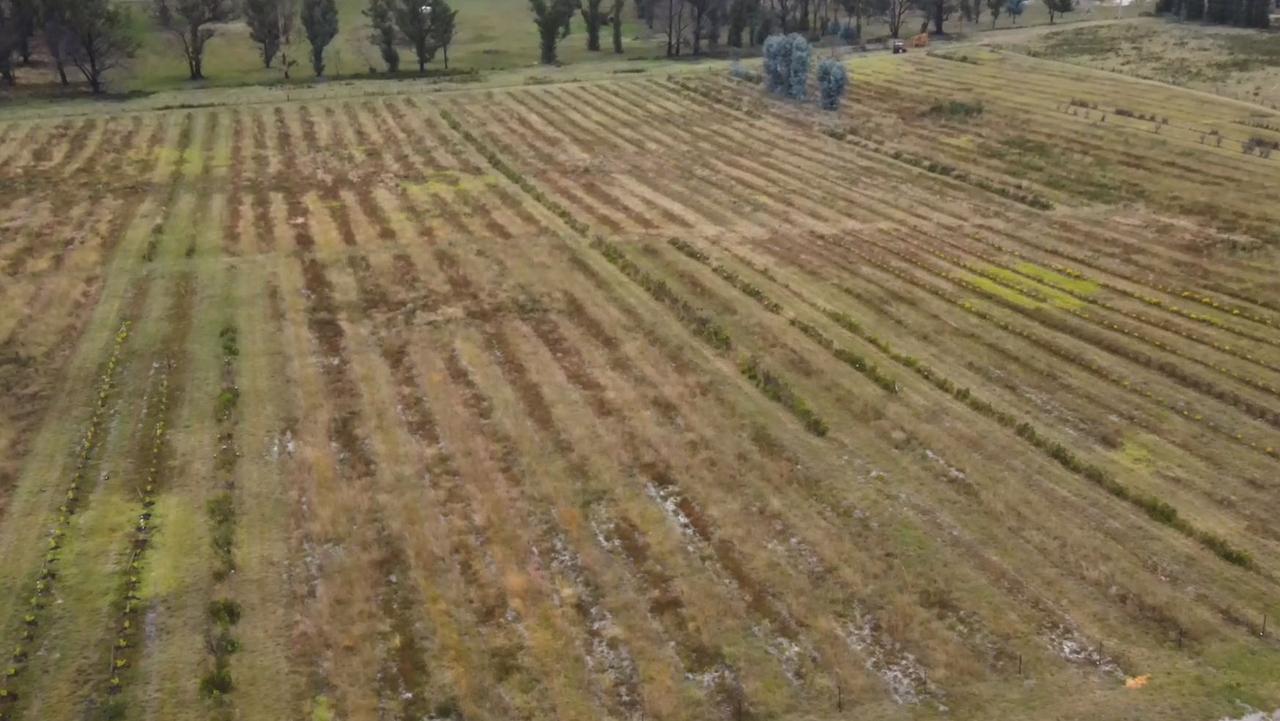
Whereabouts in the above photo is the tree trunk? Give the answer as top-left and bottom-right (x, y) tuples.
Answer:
(188, 28), (205, 79)
(584, 3), (603, 50)
(540, 23), (559, 63)
(665, 0), (675, 55)
(613, 9), (624, 51)
(933, 0), (944, 32)
(443, 44), (449, 68)
(56, 61), (69, 85)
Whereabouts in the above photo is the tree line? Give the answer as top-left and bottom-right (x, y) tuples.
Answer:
(0, 0), (458, 93)
(1156, 0), (1270, 27)
(0, 0), (137, 91)
(597, 0), (1065, 56)
(160, 0), (458, 80)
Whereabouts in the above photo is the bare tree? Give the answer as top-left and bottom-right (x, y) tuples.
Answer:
(39, 0), (73, 84)
(838, 0), (863, 40)
(915, 0), (954, 32)
(9, 0), (32, 63)
(0, 2), (18, 86)
(153, 0), (238, 80)
(66, 0), (140, 93)
(277, 0), (299, 78)
(687, 0), (722, 53)
(609, 0), (624, 52)
(432, 0), (457, 68)
(873, 0), (911, 37)
(658, 0), (689, 55)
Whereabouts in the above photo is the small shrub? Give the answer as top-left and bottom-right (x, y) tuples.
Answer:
(927, 100), (984, 119)
(208, 600), (242, 627)
(215, 387), (239, 421)
(817, 58), (849, 111)
(199, 665), (234, 698)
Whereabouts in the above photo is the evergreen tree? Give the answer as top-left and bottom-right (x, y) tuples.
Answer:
(301, 0), (337, 76)
(393, 0), (439, 72)
(817, 57), (847, 110)
(244, 0), (281, 68)
(365, 0), (398, 71)
(431, 0), (456, 67)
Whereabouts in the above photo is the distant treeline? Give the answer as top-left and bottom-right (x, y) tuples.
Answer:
(1156, 0), (1271, 28)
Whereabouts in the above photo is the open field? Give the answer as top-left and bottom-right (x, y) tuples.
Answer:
(1, 48), (1280, 721)
(997, 17), (1280, 109)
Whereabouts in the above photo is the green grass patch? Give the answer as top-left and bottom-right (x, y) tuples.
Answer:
(963, 273), (1040, 309)
(1118, 439), (1154, 469)
(1013, 261), (1100, 296)
(984, 265), (1083, 309)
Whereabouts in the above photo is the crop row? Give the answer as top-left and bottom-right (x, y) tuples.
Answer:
(439, 105), (841, 442)
(205, 323), (242, 716)
(722, 234), (1258, 568)
(685, 73), (1054, 213)
(101, 362), (172, 715)
(962, 229), (1280, 350)
(833, 234), (1278, 455)
(828, 129), (1055, 210)
(739, 356), (829, 437)
(0, 321), (133, 719)
(947, 227), (1280, 366)
(876, 234), (1280, 433)
(911, 233), (1280, 395)
(666, 237), (900, 394)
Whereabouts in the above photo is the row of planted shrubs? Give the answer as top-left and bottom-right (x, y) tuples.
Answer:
(104, 364), (172, 712)
(205, 323), (243, 714)
(832, 240), (1253, 568)
(667, 238), (901, 395)
(827, 131), (1054, 210)
(0, 322), (132, 717)
(439, 112), (837, 438)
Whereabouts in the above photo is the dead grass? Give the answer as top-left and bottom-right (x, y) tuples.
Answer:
(1, 49), (1279, 721)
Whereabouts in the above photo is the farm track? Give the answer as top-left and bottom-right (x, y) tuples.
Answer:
(1, 51), (1279, 721)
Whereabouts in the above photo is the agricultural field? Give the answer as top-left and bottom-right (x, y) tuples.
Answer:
(999, 17), (1280, 109)
(1, 47), (1280, 721)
